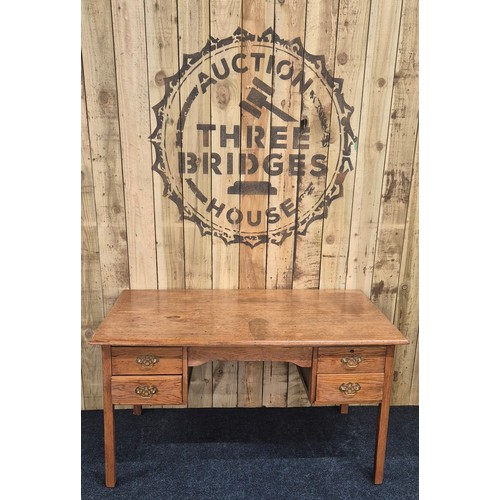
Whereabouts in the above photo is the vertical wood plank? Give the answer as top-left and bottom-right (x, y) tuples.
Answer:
(81, 0), (129, 314)
(237, 361), (264, 407)
(111, 0), (157, 289)
(178, 0), (213, 290)
(178, 0), (213, 407)
(262, 362), (288, 407)
(237, 0), (275, 408)
(210, 0), (242, 407)
(81, 72), (104, 410)
(392, 130), (419, 404)
(188, 363), (214, 408)
(81, 1), (419, 409)
(292, 0), (339, 290)
(213, 361), (238, 407)
(319, 0), (371, 289)
(145, 0), (185, 289)
(286, 364), (311, 407)
(266, 0), (306, 289)
(370, 0), (419, 318)
(262, 0), (306, 407)
(238, 0), (274, 290)
(345, 0), (403, 296)
(210, 0), (241, 290)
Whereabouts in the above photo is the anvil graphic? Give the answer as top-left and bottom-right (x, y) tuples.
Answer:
(227, 181), (277, 195)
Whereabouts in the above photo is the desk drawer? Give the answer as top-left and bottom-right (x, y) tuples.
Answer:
(315, 373), (384, 404)
(111, 347), (183, 375)
(317, 347), (386, 374)
(111, 375), (183, 405)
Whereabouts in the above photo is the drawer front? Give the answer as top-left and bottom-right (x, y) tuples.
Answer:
(111, 347), (183, 375)
(317, 347), (386, 374)
(111, 375), (183, 405)
(315, 373), (384, 404)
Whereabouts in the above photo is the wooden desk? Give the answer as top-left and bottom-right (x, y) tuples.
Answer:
(90, 290), (408, 487)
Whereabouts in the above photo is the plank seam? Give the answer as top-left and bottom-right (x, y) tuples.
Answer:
(291, 0), (309, 289)
(316, 0), (341, 289)
(81, 61), (105, 410)
(263, 0), (278, 290)
(175, 0), (187, 289)
(238, 1), (245, 290)
(208, 0), (214, 290)
(236, 0), (244, 404)
(142, 0), (159, 290)
(81, 60), (105, 314)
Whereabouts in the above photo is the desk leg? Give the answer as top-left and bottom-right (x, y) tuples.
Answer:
(133, 405), (142, 416)
(374, 345), (395, 485)
(102, 346), (116, 487)
(340, 404), (349, 414)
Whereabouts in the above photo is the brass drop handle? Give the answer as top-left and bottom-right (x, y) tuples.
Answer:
(135, 385), (158, 398)
(340, 354), (363, 368)
(339, 382), (361, 396)
(135, 354), (159, 368)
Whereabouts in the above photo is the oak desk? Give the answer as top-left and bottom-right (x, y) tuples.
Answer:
(90, 289), (408, 487)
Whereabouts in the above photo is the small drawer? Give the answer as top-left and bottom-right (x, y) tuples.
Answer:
(317, 347), (386, 374)
(111, 347), (183, 375)
(111, 375), (183, 405)
(315, 373), (384, 405)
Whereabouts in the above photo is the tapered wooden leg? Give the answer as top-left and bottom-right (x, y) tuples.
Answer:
(102, 346), (116, 487)
(133, 405), (142, 416)
(374, 346), (395, 485)
(340, 404), (349, 414)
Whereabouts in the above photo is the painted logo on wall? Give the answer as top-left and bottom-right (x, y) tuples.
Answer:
(150, 28), (357, 247)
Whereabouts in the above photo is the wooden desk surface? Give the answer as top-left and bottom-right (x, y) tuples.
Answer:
(90, 290), (408, 347)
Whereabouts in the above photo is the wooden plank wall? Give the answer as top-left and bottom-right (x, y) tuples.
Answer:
(81, 0), (419, 409)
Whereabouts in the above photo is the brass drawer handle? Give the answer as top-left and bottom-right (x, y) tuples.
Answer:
(136, 354), (159, 368)
(339, 382), (361, 396)
(340, 354), (363, 368)
(135, 385), (158, 398)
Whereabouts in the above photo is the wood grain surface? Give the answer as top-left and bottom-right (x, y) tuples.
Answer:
(90, 289), (407, 346)
(111, 0), (157, 289)
(145, 0), (185, 290)
(292, 0), (339, 290)
(82, 0), (419, 407)
(81, 71), (104, 410)
(81, 0), (130, 313)
(345, 0), (403, 296)
(188, 346), (312, 367)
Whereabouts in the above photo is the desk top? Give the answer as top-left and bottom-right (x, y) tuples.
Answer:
(90, 290), (408, 347)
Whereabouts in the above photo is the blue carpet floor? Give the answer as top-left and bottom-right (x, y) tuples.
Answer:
(82, 406), (418, 499)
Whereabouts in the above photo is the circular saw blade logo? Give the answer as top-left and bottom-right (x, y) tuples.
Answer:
(150, 27), (357, 247)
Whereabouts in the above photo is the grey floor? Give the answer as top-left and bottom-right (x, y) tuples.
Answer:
(82, 405), (418, 499)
